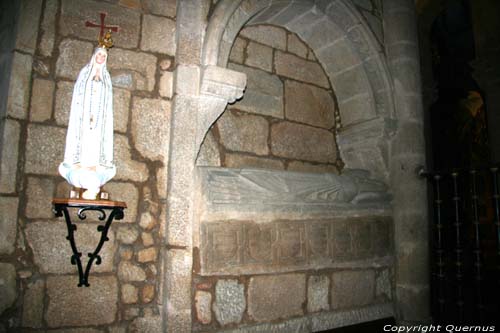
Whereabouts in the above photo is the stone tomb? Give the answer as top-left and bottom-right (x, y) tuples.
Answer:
(196, 167), (394, 275)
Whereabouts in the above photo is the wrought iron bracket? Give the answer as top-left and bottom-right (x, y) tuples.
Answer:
(52, 198), (127, 287)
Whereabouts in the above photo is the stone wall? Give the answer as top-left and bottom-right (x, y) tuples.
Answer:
(197, 25), (342, 174)
(0, 0), (175, 331)
(191, 167), (395, 332)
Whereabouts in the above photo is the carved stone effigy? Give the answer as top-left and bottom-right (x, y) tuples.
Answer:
(197, 167), (393, 275)
(199, 167), (391, 214)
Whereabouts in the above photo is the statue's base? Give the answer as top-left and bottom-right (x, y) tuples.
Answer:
(69, 187), (109, 200)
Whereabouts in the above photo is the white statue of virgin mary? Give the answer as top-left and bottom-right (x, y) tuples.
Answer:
(59, 35), (116, 200)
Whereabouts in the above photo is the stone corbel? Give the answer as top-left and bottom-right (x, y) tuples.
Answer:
(196, 65), (247, 160)
(200, 65), (246, 103)
(336, 117), (395, 183)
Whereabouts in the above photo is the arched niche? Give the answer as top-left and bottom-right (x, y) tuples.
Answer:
(200, 0), (395, 182)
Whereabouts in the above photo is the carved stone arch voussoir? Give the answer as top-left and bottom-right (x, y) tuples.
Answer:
(200, 0), (395, 182)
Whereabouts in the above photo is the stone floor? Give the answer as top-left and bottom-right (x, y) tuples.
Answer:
(319, 317), (396, 332)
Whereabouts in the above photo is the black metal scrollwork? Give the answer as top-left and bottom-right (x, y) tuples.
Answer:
(52, 201), (125, 287)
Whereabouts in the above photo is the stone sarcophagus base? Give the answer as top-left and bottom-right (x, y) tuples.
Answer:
(193, 167), (395, 331)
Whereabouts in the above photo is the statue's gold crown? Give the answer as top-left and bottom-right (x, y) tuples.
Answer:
(98, 30), (114, 49)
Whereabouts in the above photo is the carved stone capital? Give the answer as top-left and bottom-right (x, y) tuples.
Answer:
(200, 65), (246, 103)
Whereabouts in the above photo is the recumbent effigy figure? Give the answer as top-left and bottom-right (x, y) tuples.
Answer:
(58, 31), (116, 200)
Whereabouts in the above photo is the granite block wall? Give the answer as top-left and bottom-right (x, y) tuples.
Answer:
(197, 25), (342, 174)
(0, 0), (175, 331)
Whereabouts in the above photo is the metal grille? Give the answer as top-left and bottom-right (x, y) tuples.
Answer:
(422, 168), (500, 324)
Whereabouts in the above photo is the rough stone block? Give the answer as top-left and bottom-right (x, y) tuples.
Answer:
(245, 41), (273, 72)
(54, 80), (73, 126)
(116, 226), (139, 244)
(338, 94), (376, 126)
(39, 0), (57, 57)
(218, 110), (269, 156)
(195, 290), (212, 324)
(275, 51), (329, 88)
(46, 328), (112, 333)
(114, 134), (149, 183)
(396, 241), (429, 286)
(310, 304), (395, 332)
(104, 181), (139, 222)
(7, 52), (32, 119)
(22, 280), (44, 328)
(129, 315), (162, 333)
(118, 261), (146, 282)
(25, 124), (66, 176)
(376, 269), (392, 301)
(108, 48), (157, 91)
(131, 97), (171, 161)
(270, 2), (315, 26)
(271, 122), (336, 163)
(165, 249), (192, 312)
(214, 279), (245, 326)
(0, 263), (17, 315)
(0, 120), (20, 193)
(174, 1), (208, 66)
(121, 283), (139, 304)
(60, 0), (140, 49)
(248, 274), (305, 321)
(176, 65), (200, 96)
(25, 221), (116, 274)
(109, 325), (127, 333)
(45, 275), (117, 327)
(291, 13), (341, 50)
(114, 88), (131, 133)
(361, 11), (383, 47)
(55, 39), (94, 80)
(159, 71), (174, 99)
(196, 131), (221, 167)
(30, 78), (55, 122)
(25, 177), (56, 219)
(317, 39), (361, 76)
(396, 284), (430, 322)
(137, 247), (158, 263)
(287, 34), (308, 58)
(15, 0), (42, 53)
(229, 37), (246, 64)
(141, 284), (155, 303)
(142, 232), (154, 247)
(0, 197), (18, 255)
(285, 80), (335, 129)
(308, 275), (330, 313)
(228, 63), (283, 118)
(384, 9), (418, 48)
(287, 161), (338, 174)
(139, 212), (157, 230)
(156, 167), (168, 200)
(225, 153), (284, 170)
(143, 0), (176, 17)
(331, 270), (375, 309)
(240, 25), (286, 51)
(331, 65), (371, 101)
(141, 15), (176, 55)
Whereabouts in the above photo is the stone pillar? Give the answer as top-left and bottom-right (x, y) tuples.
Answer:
(162, 1), (207, 332)
(384, 0), (430, 324)
(162, 1), (245, 332)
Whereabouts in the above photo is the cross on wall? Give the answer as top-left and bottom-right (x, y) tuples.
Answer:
(85, 12), (119, 40)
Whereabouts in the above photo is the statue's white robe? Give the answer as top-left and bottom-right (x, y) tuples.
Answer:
(59, 48), (116, 193)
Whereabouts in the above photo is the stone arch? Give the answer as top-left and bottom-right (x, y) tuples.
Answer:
(200, 0), (395, 181)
